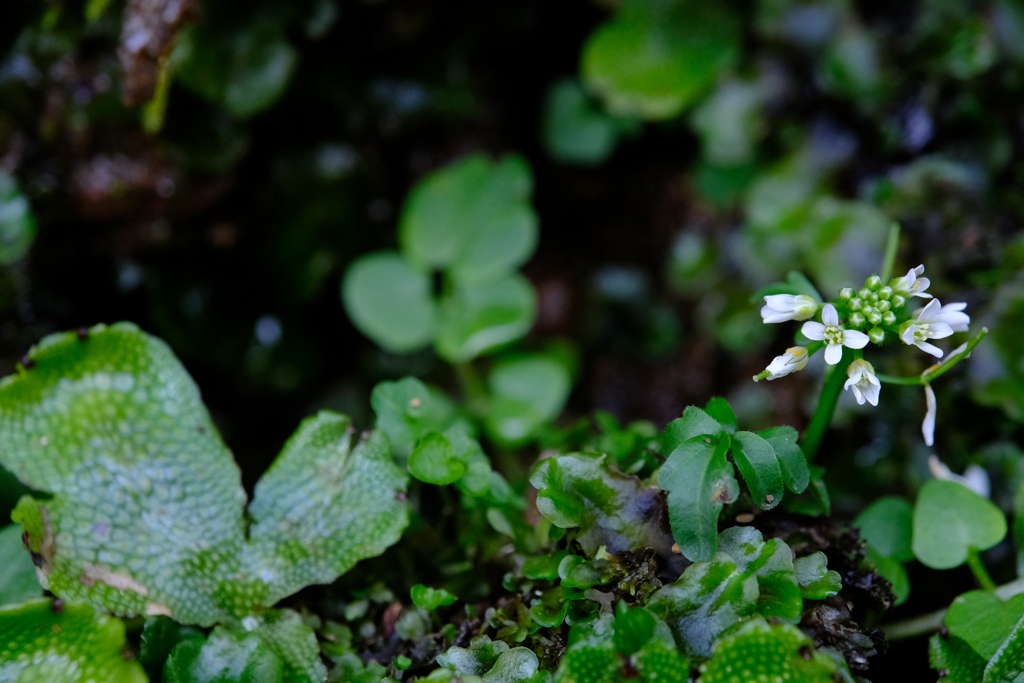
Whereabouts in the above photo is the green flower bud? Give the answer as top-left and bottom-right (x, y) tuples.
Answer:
(868, 292), (879, 302)
(878, 286), (893, 300)
(868, 327), (885, 344)
(891, 294), (906, 309)
(878, 300), (891, 312)
(858, 287), (872, 299)
(839, 287), (856, 300)
(883, 311), (897, 325)
(849, 311), (866, 327)
(865, 275), (882, 289)
(849, 297), (863, 311)
(867, 311), (882, 325)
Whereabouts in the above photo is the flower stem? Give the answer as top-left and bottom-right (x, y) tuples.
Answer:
(966, 548), (997, 591)
(801, 348), (847, 460)
(455, 362), (488, 417)
(880, 222), (901, 283)
(875, 327), (989, 386)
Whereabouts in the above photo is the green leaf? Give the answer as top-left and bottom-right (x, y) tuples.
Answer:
(139, 616), (205, 677)
(659, 439), (737, 561)
(557, 555), (604, 589)
(855, 496), (914, 562)
(930, 632), (987, 683)
(437, 635), (510, 676)
(530, 452), (675, 557)
(0, 523), (41, 605)
(0, 598), (147, 683)
(529, 586), (569, 628)
(0, 172), (37, 265)
(408, 432), (467, 485)
(718, 527), (802, 623)
(985, 612), (1024, 682)
(342, 251), (434, 353)
(371, 377), (462, 458)
(912, 480), (1007, 570)
(542, 79), (637, 165)
(730, 431), (785, 510)
(434, 274), (537, 362)
(173, 15), (297, 118)
(867, 549), (910, 605)
(944, 591), (1024, 662)
(661, 406), (725, 454)
(703, 397), (737, 434)
(399, 154), (538, 285)
(0, 324), (409, 627)
(330, 653), (388, 683)
(522, 551), (569, 580)
(163, 627), (284, 683)
(699, 617), (852, 682)
(793, 552), (842, 600)
(581, 0), (740, 120)
(485, 354), (571, 445)
(411, 584), (458, 611)
(758, 426), (809, 494)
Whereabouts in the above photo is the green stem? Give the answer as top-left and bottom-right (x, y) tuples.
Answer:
(875, 328), (989, 386)
(880, 222), (901, 283)
(454, 362), (488, 417)
(966, 548), (997, 591)
(801, 347), (848, 460)
(884, 578), (1024, 641)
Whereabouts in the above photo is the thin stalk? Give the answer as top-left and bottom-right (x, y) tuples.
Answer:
(875, 328), (989, 386)
(801, 347), (848, 460)
(880, 223), (901, 283)
(884, 578), (1024, 641)
(966, 548), (997, 591)
(454, 362), (488, 417)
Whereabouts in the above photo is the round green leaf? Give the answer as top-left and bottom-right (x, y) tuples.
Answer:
(581, 0), (740, 120)
(855, 496), (914, 562)
(410, 584), (458, 611)
(912, 480), (1007, 570)
(408, 432), (466, 485)
(542, 79), (636, 165)
(342, 251), (434, 354)
(434, 274), (537, 362)
(485, 354), (571, 445)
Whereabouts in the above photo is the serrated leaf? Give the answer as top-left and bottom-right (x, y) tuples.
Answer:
(342, 251), (434, 353)
(913, 480), (1007, 570)
(581, 0), (740, 120)
(793, 552), (842, 600)
(661, 406), (724, 454)
(856, 496), (914, 562)
(699, 617), (851, 682)
(758, 426), (809, 494)
(434, 274), (537, 362)
(0, 324), (409, 628)
(411, 585), (457, 611)
(399, 154), (537, 285)
(659, 440), (737, 561)
(703, 398), (736, 434)
(371, 377), (463, 459)
(530, 452), (675, 558)
(0, 523), (42, 605)
(0, 598), (147, 683)
(731, 431), (785, 510)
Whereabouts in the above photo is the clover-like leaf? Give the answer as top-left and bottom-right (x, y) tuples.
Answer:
(0, 323), (409, 628)
(730, 431), (785, 510)
(0, 523), (41, 605)
(659, 439), (738, 561)
(399, 154), (538, 285)
(912, 480), (1007, 570)
(0, 598), (147, 683)
(434, 274), (537, 362)
(530, 452), (675, 558)
(581, 0), (740, 120)
(698, 617), (852, 682)
(342, 251), (434, 354)
(793, 552), (842, 600)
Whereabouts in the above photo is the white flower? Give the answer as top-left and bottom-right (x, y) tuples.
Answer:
(760, 294), (818, 323)
(899, 299), (955, 358)
(922, 384), (936, 446)
(892, 264), (932, 299)
(928, 455), (990, 498)
(844, 359), (881, 406)
(801, 304), (870, 365)
(912, 301), (970, 333)
(756, 347), (809, 381)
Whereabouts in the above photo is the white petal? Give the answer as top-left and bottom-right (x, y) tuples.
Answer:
(824, 343), (842, 365)
(923, 384), (936, 446)
(962, 466), (991, 499)
(915, 340), (944, 358)
(918, 298), (941, 321)
(927, 322), (954, 339)
(761, 306), (789, 324)
(943, 302), (967, 312)
(842, 330), (869, 349)
(850, 385), (866, 404)
(844, 375), (858, 391)
(913, 264), (925, 276)
(864, 382), (880, 406)
(802, 321), (826, 340)
(821, 304), (839, 326)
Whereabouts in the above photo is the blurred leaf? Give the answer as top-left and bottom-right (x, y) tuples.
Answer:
(410, 584), (457, 610)
(855, 496), (914, 562)
(793, 552), (842, 600)
(691, 79), (765, 166)
(371, 377), (464, 459)
(342, 251), (434, 354)
(163, 627), (284, 683)
(704, 397), (737, 434)
(912, 480), (1007, 570)
(0, 172), (37, 265)
(582, 0), (740, 120)
(0, 523), (41, 605)
(399, 154), (537, 284)
(659, 439), (737, 561)
(0, 598), (146, 683)
(408, 432), (467, 485)
(434, 275), (537, 363)
(139, 616), (205, 677)
(542, 79), (637, 165)
(485, 354), (571, 446)
(867, 550), (909, 605)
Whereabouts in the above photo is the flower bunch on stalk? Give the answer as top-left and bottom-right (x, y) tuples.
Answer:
(754, 265), (973, 446)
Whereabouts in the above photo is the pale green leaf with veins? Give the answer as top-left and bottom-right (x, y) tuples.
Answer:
(0, 323), (409, 637)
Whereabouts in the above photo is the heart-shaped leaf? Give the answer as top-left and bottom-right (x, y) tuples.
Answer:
(856, 496), (914, 562)
(342, 251), (434, 354)
(912, 480), (1007, 570)
(434, 274), (537, 362)
(408, 432), (467, 485)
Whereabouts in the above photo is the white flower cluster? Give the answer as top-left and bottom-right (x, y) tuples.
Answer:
(754, 265), (971, 445)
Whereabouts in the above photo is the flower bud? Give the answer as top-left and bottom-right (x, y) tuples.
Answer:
(878, 300), (891, 312)
(839, 287), (856, 300)
(882, 311), (897, 325)
(891, 294), (906, 309)
(849, 312), (866, 327)
(867, 311), (882, 325)
(868, 327), (885, 344)
(858, 287), (872, 299)
(848, 297), (863, 311)
(878, 286), (893, 300)
(868, 292), (879, 302)
(865, 275), (882, 290)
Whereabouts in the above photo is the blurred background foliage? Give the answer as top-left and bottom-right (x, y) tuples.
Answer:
(1, 0), (1024, 678)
